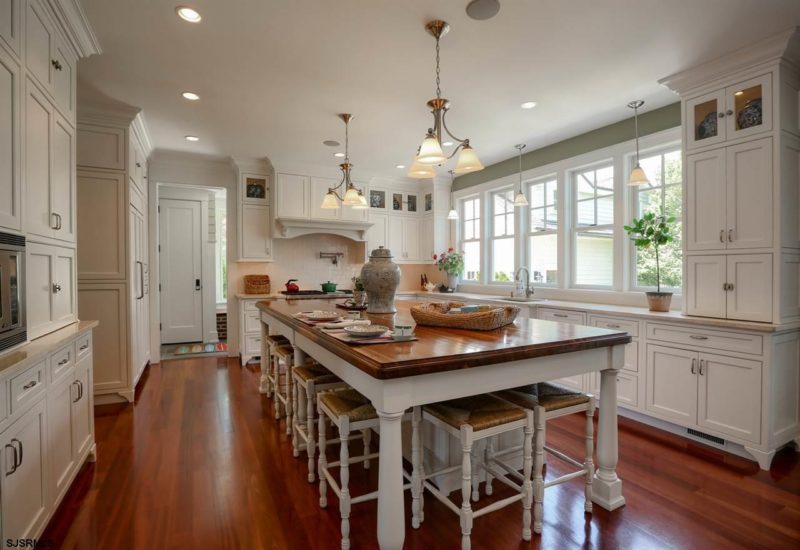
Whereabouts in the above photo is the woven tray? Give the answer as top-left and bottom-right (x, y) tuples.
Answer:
(244, 275), (271, 294)
(410, 301), (520, 331)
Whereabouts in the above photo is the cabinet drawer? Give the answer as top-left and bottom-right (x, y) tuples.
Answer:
(76, 332), (92, 360)
(646, 323), (762, 355)
(590, 315), (639, 337)
(537, 308), (586, 325)
(48, 343), (74, 384)
(243, 300), (259, 312)
(244, 311), (260, 334)
(10, 361), (45, 414)
(616, 371), (639, 408)
(244, 334), (262, 355)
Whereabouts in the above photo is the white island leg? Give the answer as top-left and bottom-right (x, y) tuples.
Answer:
(377, 410), (406, 550)
(592, 367), (625, 511)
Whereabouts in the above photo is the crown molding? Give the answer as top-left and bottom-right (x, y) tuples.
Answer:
(149, 150), (236, 170)
(47, 0), (102, 58)
(77, 104), (140, 127)
(130, 112), (153, 157)
(230, 157), (272, 175)
(659, 26), (800, 95)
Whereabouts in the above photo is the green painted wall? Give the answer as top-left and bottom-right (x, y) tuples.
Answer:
(453, 102), (681, 191)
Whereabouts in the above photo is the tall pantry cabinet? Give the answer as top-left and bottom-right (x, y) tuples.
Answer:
(76, 108), (152, 403)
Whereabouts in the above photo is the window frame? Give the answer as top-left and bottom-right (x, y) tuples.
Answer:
(526, 175), (559, 287)
(459, 194), (483, 284)
(488, 187), (516, 284)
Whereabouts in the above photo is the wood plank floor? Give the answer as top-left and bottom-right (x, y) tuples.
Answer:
(43, 357), (800, 549)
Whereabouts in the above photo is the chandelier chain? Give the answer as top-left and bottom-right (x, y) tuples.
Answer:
(435, 36), (441, 99)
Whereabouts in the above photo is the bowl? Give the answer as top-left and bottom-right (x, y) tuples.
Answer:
(305, 311), (340, 321)
(343, 325), (389, 338)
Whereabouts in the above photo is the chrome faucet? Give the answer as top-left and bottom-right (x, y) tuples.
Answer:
(514, 267), (534, 298)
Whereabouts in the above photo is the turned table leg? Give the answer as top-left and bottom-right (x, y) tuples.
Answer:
(376, 410), (406, 550)
(592, 367), (625, 511)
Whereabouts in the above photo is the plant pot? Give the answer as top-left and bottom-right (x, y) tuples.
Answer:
(447, 274), (458, 291)
(645, 292), (673, 312)
(352, 290), (366, 306)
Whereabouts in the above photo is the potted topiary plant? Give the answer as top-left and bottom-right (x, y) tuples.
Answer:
(351, 276), (366, 306)
(433, 248), (464, 292)
(624, 211), (676, 312)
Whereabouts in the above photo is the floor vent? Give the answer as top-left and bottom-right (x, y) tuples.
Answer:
(687, 428), (725, 446)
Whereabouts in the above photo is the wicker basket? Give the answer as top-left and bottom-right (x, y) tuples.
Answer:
(243, 275), (271, 295)
(410, 301), (520, 331)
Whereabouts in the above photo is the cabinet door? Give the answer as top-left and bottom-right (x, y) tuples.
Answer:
(52, 112), (75, 242)
(725, 138), (772, 249)
(76, 124), (125, 170)
(129, 208), (141, 372)
(645, 344), (698, 424)
(0, 45), (21, 231)
(47, 375), (75, 503)
(697, 352), (761, 443)
(24, 0), (54, 92)
(419, 216), (434, 263)
(685, 89), (726, 150)
(309, 176), (340, 220)
(402, 217), (420, 261)
(725, 74), (771, 141)
(0, 0), (21, 55)
(25, 81), (54, 239)
(72, 355), (93, 458)
(52, 246), (76, 324)
(240, 204), (271, 260)
(686, 148), (726, 251)
(26, 243), (53, 338)
(276, 173), (309, 219)
(77, 170), (127, 279)
(685, 255), (727, 318)
(366, 213), (387, 253)
(128, 137), (145, 195)
(727, 254), (772, 322)
(77, 283), (128, 392)
(1, 400), (48, 540)
(387, 216), (404, 260)
(52, 33), (75, 120)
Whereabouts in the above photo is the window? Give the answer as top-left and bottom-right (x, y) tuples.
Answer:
(461, 197), (481, 281)
(491, 189), (515, 282)
(573, 164), (614, 287)
(632, 149), (683, 290)
(527, 177), (558, 285)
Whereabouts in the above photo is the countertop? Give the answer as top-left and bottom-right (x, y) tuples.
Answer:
(0, 320), (99, 376)
(257, 299), (630, 380)
(236, 293), (352, 300)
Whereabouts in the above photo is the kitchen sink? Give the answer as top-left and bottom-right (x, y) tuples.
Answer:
(499, 296), (546, 303)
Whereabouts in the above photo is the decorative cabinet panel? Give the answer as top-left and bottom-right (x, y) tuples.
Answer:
(24, 0), (54, 94)
(128, 134), (147, 196)
(77, 283), (128, 393)
(0, 44), (21, 231)
(0, 0), (22, 55)
(76, 124), (125, 170)
(645, 344), (698, 424)
(26, 242), (76, 338)
(275, 173), (309, 219)
(686, 254), (772, 322)
(51, 111), (75, 242)
(238, 298), (262, 366)
(47, 372), (75, 503)
(366, 212), (388, 253)
(239, 204), (272, 261)
(686, 148), (726, 251)
(77, 170), (126, 279)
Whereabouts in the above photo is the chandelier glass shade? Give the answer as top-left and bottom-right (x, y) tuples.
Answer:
(512, 143), (528, 207)
(627, 100), (651, 186)
(408, 20), (484, 178)
(321, 113), (367, 209)
(446, 170), (459, 220)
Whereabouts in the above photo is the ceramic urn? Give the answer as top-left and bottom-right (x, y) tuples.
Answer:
(361, 246), (401, 314)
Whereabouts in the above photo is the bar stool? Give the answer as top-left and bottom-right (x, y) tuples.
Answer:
(272, 344), (295, 432)
(493, 383), (595, 534)
(260, 334), (289, 396)
(411, 394), (534, 550)
(317, 389), (410, 550)
(291, 363), (348, 481)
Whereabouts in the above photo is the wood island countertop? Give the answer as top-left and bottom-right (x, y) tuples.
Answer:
(257, 299), (631, 380)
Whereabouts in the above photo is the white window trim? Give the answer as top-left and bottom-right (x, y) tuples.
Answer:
(459, 194), (483, 284)
(488, 187), (516, 285)
(525, 175), (560, 287)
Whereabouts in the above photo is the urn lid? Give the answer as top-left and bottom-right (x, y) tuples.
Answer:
(369, 246), (394, 259)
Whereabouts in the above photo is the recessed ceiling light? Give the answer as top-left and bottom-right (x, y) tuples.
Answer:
(181, 91), (200, 101)
(185, 135), (200, 142)
(521, 101), (537, 109)
(323, 140), (340, 147)
(466, 0), (500, 20)
(734, 91), (744, 96)
(396, 164), (406, 169)
(442, 141), (454, 147)
(176, 6), (202, 23)
(333, 152), (345, 158)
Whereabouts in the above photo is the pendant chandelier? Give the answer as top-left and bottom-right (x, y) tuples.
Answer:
(512, 144), (528, 207)
(408, 20), (484, 179)
(446, 170), (459, 220)
(627, 100), (650, 186)
(321, 113), (369, 209)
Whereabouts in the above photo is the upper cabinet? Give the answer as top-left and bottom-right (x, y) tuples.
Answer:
(0, 0), (22, 56)
(276, 173), (309, 219)
(686, 74), (772, 150)
(0, 44), (21, 231)
(236, 170), (272, 261)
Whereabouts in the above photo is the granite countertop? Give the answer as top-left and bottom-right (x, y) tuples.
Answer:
(0, 320), (99, 376)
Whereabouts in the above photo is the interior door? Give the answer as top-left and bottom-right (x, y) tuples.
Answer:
(159, 198), (203, 343)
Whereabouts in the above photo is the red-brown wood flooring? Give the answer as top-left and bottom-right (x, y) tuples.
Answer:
(42, 357), (800, 549)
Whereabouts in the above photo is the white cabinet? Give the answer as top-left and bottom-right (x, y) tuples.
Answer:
(0, 0), (21, 55)
(686, 254), (772, 322)
(239, 204), (272, 261)
(366, 212), (387, 253)
(387, 216), (419, 263)
(128, 133), (147, 196)
(72, 355), (93, 458)
(0, 44), (21, 231)
(276, 173), (309, 219)
(686, 138), (772, 252)
(1, 399), (48, 541)
(52, 111), (75, 242)
(26, 242), (76, 339)
(419, 216), (434, 263)
(130, 204), (150, 381)
(645, 344), (698, 424)
(686, 255), (727, 318)
(239, 298), (262, 366)
(47, 371), (75, 502)
(76, 124), (125, 170)
(51, 33), (75, 119)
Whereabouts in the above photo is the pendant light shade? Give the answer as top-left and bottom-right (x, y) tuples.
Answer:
(627, 100), (650, 187)
(513, 143), (528, 207)
(454, 143), (483, 174)
(446, 169), (459, 220)
(352, 191), (369, 209)
(447, 208), (459, 220)
(513, 191), (528, 207)
(407, 158), (436, 179)
(417, 132), (446, 164)
(321, 191), (340, 209)
(342, 186), (361, 205)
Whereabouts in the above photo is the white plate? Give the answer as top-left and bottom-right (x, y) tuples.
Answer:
(306, 311), (340, 321)
(344, 325), (389, 338)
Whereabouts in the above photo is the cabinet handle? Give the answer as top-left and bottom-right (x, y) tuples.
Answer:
(51, 59), (62, 71)
(728, 229), (733, 242)
(56, 213), (62, 230)
(5, 443), (18, 475)
(51, 212), (59, 230)
(58, 357), (69, 365)
(728, 283), (734, 291)
(607, 324), (621, 329)
(719, 230), (724, 243)
(80, 343), (89, 351)
(137, 261), (145, 299)
(53, 283), (62, 293)
(15, 439), (22, 467)
(22, 380), (37, 390)
(553, 313), (568, 318)
(689, 335), (708, 340)
(691, 358), (696, 374)
(79, 380), (83, 400)
(136, 162), (141, 168)
(699, 359), (705, 376)
(72, 381), (81, 403)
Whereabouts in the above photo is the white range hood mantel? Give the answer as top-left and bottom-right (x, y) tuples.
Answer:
(274, 217), (373, 241)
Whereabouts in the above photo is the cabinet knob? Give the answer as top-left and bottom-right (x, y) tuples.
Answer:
(726, 110), (733, 116)
(718, 112), (725, 118)
(51, 59), (62, 71)
(52, 283), (62, 293)
(136, 162), (141, 168)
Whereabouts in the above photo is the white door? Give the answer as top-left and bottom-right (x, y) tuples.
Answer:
(725, 138), (772, 249)
(685, 148), (726, 251)
(239, 204), (271, 260)
(419, 216), (434, 263)
(26, 242), (53, 338)
(645, 344), (698, 424)
(52, 246), (75, 323)
(159, 199), (203, 343)
(726, 253), (772, 322)
(685, 255), (727, 318)
(24, 0), (53, 92)
(72, 355), (93, 457)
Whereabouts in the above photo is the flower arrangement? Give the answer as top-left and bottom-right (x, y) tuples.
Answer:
(433, 248), (464, 276)
(351, 276), (365, 291)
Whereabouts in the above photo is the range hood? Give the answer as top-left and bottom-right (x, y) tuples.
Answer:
(274, 217), (373, 241)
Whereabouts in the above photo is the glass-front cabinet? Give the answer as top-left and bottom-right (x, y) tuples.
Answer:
(685, 73), (771, 150)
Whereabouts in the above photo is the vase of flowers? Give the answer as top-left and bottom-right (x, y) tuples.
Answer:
(351, 276), (366, 306)
(434, 248), (464, 292)
(624, 210), (676, 312)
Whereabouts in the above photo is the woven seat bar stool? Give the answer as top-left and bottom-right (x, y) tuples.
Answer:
(272, 344), (297, 433)
(259, 334), (290, 396)
(411, 394), (534, 550)
(492, 382), (595, 535)
(291, 363), (349, 482)
(317, 389), (411, 550)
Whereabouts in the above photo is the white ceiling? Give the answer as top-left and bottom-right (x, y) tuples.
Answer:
(77, 0), (800, 178)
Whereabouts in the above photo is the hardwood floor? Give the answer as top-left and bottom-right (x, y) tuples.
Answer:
(43, 357), (800, 549)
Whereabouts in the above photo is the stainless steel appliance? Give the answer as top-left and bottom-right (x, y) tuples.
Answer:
(0, 232), (25, 353)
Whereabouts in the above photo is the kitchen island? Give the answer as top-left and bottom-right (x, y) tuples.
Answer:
(257, 299), (631, 549)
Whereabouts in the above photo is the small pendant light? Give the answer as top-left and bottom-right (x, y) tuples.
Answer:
(446, 170), (459, 220)
(628, 100), (650, 186)
(512, 144), (528, 207)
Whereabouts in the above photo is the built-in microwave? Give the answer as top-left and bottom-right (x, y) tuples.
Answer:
(0, 231), (25, 353)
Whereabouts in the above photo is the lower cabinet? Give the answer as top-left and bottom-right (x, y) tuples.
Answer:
(26, 242), (77, 339)
(239, 298), (262, 366)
